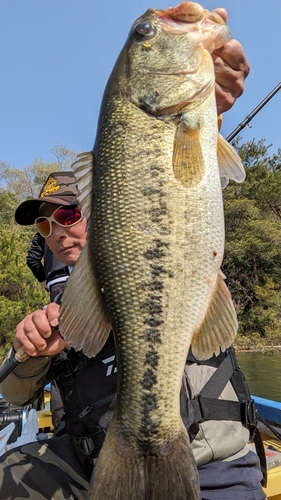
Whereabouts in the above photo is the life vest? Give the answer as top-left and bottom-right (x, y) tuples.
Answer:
(180, 346), (267, 487)
(47, 331), (117, 465)
(181, 347), (256, 439)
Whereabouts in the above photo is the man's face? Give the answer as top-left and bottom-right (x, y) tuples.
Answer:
(39, 203), (87, 266)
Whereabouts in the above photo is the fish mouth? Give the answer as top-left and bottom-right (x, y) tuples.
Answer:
(151, 2), (225, 26)
(147, 3), (230, 53)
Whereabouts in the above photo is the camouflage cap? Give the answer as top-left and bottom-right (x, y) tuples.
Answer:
(15, 171), (79, 225)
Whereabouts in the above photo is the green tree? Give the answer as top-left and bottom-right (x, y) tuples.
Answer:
(0, 144), (79, 359)
(223, 139), (281, 346)
(0, 216), (47, 359)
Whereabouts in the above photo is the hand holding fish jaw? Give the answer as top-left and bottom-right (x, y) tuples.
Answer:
(212, 8), (250, 114)
(14, 303), (67, 357)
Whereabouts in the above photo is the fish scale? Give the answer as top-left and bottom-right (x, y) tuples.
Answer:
(93, 104), (182, 432)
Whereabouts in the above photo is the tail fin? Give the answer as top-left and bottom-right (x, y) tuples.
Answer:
(90, 427), (200, 500)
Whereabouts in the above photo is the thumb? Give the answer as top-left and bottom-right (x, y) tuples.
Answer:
(212, 8), (228, 23)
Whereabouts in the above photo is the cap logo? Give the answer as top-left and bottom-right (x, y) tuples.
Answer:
(40, 176), (60, 198)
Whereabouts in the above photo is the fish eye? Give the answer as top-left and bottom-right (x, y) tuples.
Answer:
(134, 21), (156, 39)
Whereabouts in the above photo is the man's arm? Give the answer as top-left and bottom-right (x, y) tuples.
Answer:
(0, 349), (51, 406)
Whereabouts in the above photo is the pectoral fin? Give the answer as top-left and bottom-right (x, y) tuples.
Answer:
(191, 271), (238, 360)
(59, 241), (112, 357)
(217, 133), (245, 188)
(173, 121), (205, 188)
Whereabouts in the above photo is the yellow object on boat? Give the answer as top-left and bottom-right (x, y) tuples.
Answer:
(263, 437), (281, 500)
(36, 388), (53, 433)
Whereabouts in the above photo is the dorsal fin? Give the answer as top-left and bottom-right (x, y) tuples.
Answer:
(72, 151), (94, 222)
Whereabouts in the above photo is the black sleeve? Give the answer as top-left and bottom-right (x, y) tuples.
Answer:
(26, 232), (46, 283)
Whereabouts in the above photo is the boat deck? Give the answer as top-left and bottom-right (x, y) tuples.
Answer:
(262, 436), (281, 500)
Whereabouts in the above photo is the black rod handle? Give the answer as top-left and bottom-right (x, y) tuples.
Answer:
(0, 346), (30, 384)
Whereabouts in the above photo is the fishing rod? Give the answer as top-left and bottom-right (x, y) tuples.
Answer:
(0, 346), (30, 384)
(226, 82), (281, 143)
(257, 411), (281, 442)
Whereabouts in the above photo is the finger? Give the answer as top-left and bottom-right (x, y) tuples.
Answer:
(14, 318), (34, 354)
(15, 316), (47, 356)
(212, 8), (228, 23)
(213, 39), (250, 75)
(46, 302), (60, 330)
(215, 83), (235, 115)
(213, 57), (247, 115)
(213, 55), (245, 99)
(34, 331), (68, 357)
(31, 309), (55, 340)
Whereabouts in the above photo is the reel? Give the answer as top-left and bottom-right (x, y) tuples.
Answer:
(0, 400), (29, 444)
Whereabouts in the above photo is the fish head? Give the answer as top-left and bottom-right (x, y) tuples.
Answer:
(108, 2), (232, 116)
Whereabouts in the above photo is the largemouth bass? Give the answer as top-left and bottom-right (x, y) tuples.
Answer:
(60, 2), (245, 499)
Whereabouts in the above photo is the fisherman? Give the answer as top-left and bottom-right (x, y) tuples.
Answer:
(0, 17), (266, 500)
(27, 231), (70, 302)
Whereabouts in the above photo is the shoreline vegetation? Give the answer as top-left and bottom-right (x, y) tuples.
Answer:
(234, 334), (281, 353)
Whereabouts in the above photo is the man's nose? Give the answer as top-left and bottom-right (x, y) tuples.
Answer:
(51, 222), (68, 238)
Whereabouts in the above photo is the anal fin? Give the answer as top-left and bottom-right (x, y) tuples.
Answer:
(191, 270), (238, 360)
(71, 151), (94, 222)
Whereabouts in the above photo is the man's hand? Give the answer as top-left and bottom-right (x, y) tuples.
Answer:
(13, 302), (67, 357)
(213, 8), (250, 115)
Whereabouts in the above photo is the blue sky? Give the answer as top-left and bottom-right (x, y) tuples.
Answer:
(1, 0), (280, 169)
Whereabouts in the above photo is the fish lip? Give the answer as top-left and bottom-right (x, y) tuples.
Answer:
(152, 4), (226, 26)
(151, 3), (205, 24)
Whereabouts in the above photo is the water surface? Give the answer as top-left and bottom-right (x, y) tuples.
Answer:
(236, 351), (281, 402)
